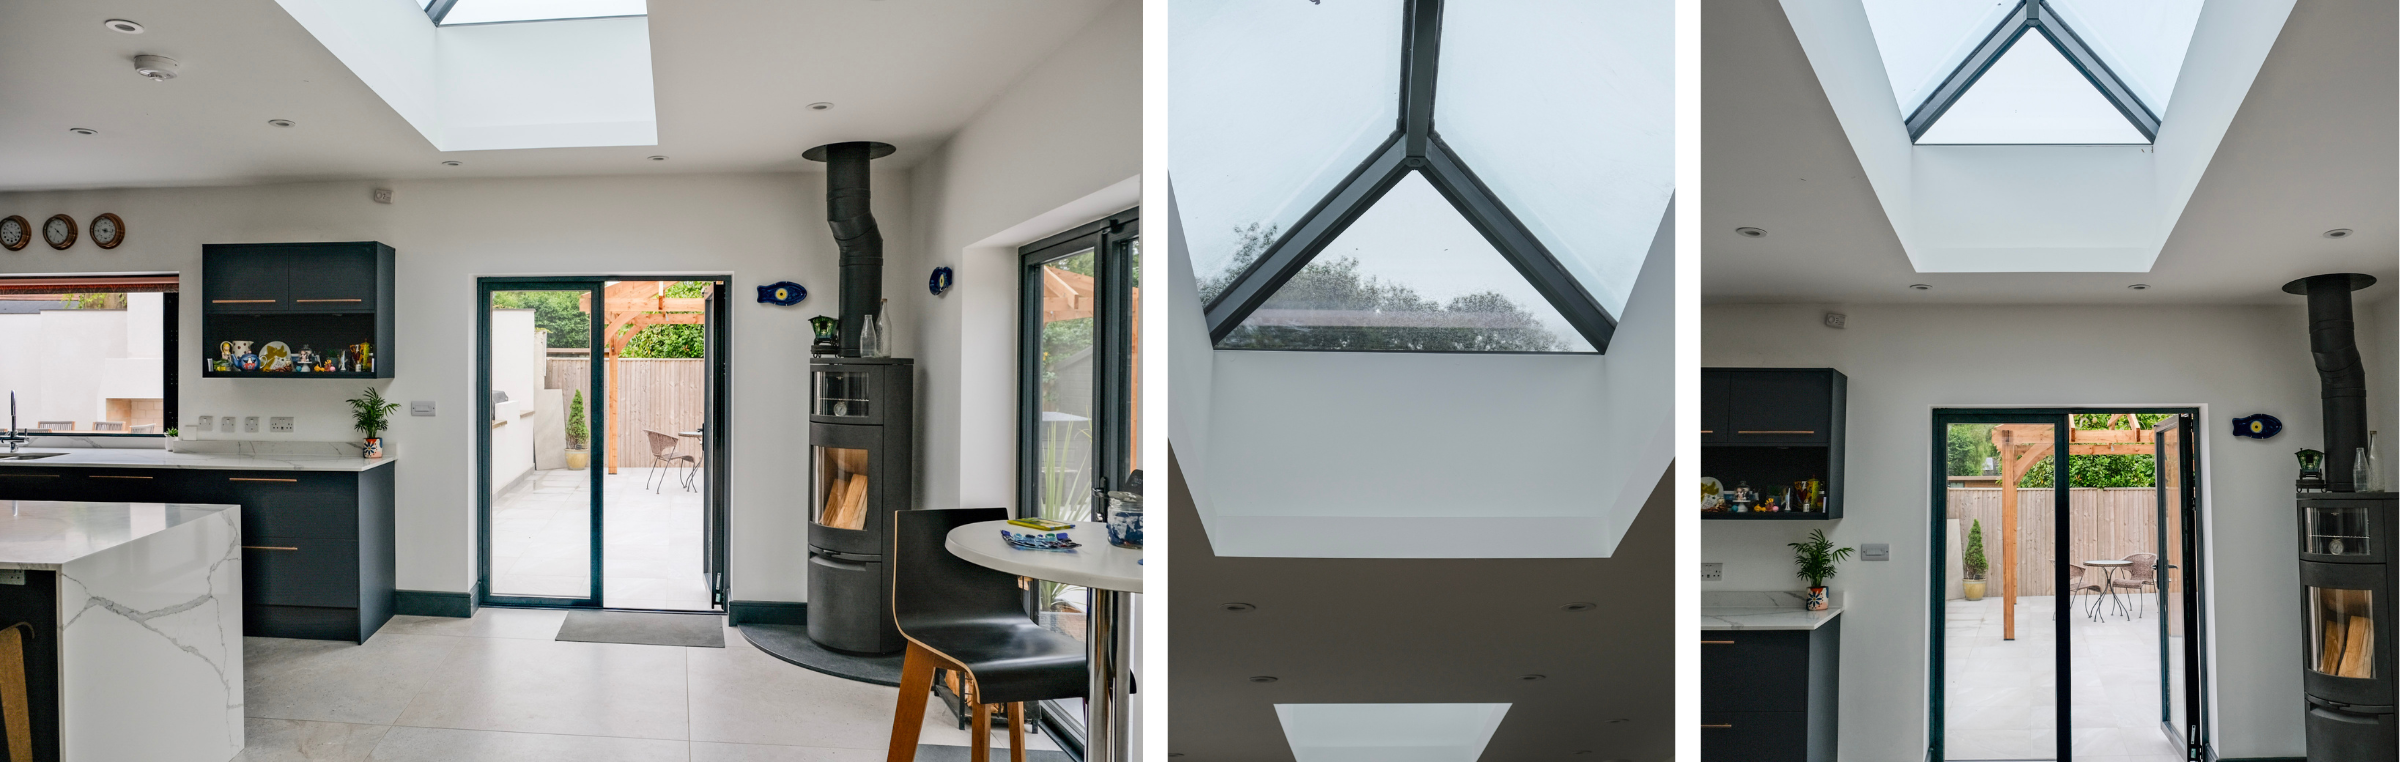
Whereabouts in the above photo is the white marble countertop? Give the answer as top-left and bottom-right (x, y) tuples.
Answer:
(0, 440), (395, 472)
(1702, 590), (1844, 631)
(0, 500), (235, 569)
(947, 519), (1143, 593)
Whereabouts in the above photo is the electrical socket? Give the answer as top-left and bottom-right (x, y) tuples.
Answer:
(243, 416), (260, 434)
(1701, 562), (1723, 581)
(269, 417), (294, 433)
(219, 416), (236, 432)
(195, 415), (213, 430)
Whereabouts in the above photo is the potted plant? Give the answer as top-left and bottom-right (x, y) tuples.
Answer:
(564, 390), (590, 470)
(1789, 528), (1854, 612)
(1962, 519), (1989, 601)
(346, 387), (400, 459)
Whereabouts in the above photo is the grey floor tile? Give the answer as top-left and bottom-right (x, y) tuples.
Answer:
(393, 636), (691, 740)
(245, 634), (467, 725)
(369, 726), (688, 762)
(230, 718), (390, 761)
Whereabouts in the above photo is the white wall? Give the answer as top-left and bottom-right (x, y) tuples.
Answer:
(0, 171), (889, 601)
(487, 309), (536, 492)
(1701, 298), (2398, 760)
(900, 0), (1141, 514)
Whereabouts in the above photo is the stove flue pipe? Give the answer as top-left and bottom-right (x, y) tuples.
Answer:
(805, 141), (895, 357)
(2287, 273), (2379, 492)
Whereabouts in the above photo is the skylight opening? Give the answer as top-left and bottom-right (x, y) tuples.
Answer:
(1914, 33), (2149, 145)
(428, 0), (647, 27)
(1865, 0), (2197, 145)
(1275, 703), (1511, 762)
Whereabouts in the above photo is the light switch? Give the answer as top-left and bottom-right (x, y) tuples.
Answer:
(1861, 543), (1890, 561)
(1701, 562), (1723, 581)
(269, 417), (294, 433)
(243, 416), (260, 434)
(410, 401), (436, 417)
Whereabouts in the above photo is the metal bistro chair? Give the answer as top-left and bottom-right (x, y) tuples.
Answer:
(886, 507), (1087, 762)
(33, 422), (71, 432)
(2067, 563), (2105, 622)
(91, 421), (125, 432)
(2111, 552), (2161, 619)
(641, 430), (698, 494)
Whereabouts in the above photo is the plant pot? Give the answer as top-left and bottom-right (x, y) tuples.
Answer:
(565, 449), (590, 471)
(1805, 586), (1830, 611)
(1963, 579), (1986, 601)
(362, 437), (384, 459)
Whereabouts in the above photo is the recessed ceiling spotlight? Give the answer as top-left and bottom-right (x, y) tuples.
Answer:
(1734, 227), (1766, 238)
(2325, 228), (2354, 239)
(68, 127), (97, 136)
(267, 119), (294, 128)
(441, 160), (462, 166)
(1518, 674), (1547, 681)
(648, 155), (667, 161)
(2127, 283), (2150, 290)
(1560, 602), (1596, 612)
(809, 102), (834, 111)
(103, 19), (145, 34)
(1221, 602), (1256, 612)
(1909, 284), (1931, 291)
(1247, 675), (1278, 683)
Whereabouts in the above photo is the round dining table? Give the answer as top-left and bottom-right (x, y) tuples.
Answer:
(946, 519), (1141, 762)
(2084, 559), (2134, 620)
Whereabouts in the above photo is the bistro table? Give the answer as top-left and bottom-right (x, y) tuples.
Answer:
(2084, 559), (2135, 621)
(946, 519), (1141, 762)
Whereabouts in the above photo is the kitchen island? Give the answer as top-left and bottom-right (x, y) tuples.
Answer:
(0, 500), (243, 762)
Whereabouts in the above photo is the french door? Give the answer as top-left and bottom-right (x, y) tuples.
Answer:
(480, 280), (607, 608)
(1017, 207), (1139, 748)
(1929, 409), (2207, 762)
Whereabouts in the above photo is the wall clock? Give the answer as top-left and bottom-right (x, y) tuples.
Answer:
(90, 213), (124, 249)
(42, 215), (76, 250)
(0, 216), (26, 251)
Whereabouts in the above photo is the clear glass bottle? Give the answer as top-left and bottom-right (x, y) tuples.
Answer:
(2355, 447), (2372, 493)
(859, 313), (884, 358)
(2370, 431), (2385, 492)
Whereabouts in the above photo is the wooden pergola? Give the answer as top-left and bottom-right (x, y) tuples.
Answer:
(1986, 417), (2153, 640)
(581, 282), (708, 474)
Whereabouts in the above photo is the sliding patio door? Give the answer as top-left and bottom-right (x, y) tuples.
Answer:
(481, 281), (607, 607)
(1933, 412), (2067, 762)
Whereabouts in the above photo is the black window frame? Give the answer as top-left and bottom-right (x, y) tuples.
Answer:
(1196, 0), (1621, 354)
(1903, 0), (2161, 144)
(0, 276), (178, 438)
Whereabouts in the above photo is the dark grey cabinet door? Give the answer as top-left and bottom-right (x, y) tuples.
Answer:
(1727, 371), (1833, 444)
(243, 536), (362, 607)
(1701, 371), (1731, 444)
(202, 247), (291, 313)
(286, 246), (378, 313)
(1702, 711), (1810, 762)
(1701, 631), (1811, 712)
(0, 471), (67, 501)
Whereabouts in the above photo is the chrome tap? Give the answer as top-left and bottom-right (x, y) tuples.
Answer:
(0, 392), (25, 453)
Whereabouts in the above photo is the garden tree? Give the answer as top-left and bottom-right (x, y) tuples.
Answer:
(2017, 413), (2172, 488)
(1947, 423), (1999, 477)
(565, 390), (589, 450)
(1963, 519), (1988, 580)
(490, 291), (591, 349)
(1201, 223), (1566, 352)
(619, 281), (709, 359)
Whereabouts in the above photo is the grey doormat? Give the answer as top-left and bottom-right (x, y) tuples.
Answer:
(915, 745), (1072, 761)
(556, 610), (725, 648)
(738, 624), (904, 685)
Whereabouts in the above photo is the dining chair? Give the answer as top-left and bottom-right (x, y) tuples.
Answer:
(130, 424), (156, 434)
(2067, 563), (2104, 621)
(91, 421), (125, 432)
(33, 422), (70, 432)
(642, 430), (698, 494)
(2112, 552), (2161, 618)
(887, 507), (1087, 762)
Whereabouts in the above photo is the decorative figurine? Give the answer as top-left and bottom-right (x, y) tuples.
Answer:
(2234, 413), (2283, 440)
(929, 266), (954, 296)
(808, 316), (841, 356)
(2298, 448), (2328, 493)
(757, 281), (807, 306)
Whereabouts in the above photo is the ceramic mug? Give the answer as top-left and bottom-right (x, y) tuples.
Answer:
(1107, 504), (1143, 549)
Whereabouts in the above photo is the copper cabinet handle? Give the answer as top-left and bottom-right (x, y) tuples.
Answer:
(211, 299), (276, 304)
(1737, 430), (1816, 435)
(1699, 430), (1714, 433)
(293, 299), (362, 303)
(229, 477), (299, 483)
(0, 474), (56, 478)
(1702, 724), (1733, 728)
(1701, 640), (1735, 644)
(243, 545), (299, 551)
(88, 475), (151, 480)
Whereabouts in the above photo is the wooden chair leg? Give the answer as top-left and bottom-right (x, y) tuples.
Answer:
(971, 702), (994, 762)
(1008, 702), (1027, 762)
(887, 643), (938, 762)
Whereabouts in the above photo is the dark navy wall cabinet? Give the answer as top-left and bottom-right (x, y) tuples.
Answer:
(1701, 367), (1849, 520)
(201, 242), (396, 378)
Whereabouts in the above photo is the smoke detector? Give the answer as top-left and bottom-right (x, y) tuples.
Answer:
(103, 19), (145, 34)
(133, 55), (179, 82)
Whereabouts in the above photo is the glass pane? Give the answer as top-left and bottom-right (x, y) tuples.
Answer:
(1217, 172), (1590, 352)
(2060, 414), (2180, 759)
(1126, 237), (1142, 480)
(488, 289), (595, 600)
(2159, 423), (2191, 744)
(2311, 587), (2376, 679)
(602, 280), (712, 611)
(0, 291), (166, 434)
(2310, 505), (2374, 556)
(814, 446), (870, 531)
(1916, 35), (2151, 145)
(1436, 0), (1672, 318)
(1171, 0), (1403, 290)
(1943, 422), (2056, 760)
(2046, 0), (2202, 113)
(1863, 0), (2024, 113)
(440, 0), (647, 25)
(815, 371), (871, 418)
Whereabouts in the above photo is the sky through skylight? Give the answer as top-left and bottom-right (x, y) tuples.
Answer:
(1863, 0), (2201, 144)
(434, 0), (647, 26)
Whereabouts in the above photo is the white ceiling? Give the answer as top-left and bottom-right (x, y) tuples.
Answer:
(0, 0), (1117, 191)
(1705, 0), (2397, 305)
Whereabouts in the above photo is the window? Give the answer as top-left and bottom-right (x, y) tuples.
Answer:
(425, 0), (647, 27)
(1174, 0), (1667, 353)
(0, 276), (178, 436)
(1865, 0), (2201, 144)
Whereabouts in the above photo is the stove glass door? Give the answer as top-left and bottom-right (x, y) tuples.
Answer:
(815, 371), (872, 419)
(815, 445), (871, 531)
(2309, 505), (2375, 558)
(2311, 586), (2376, 679)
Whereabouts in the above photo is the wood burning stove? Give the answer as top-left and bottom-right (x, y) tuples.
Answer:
(807, 356), (914, 654)
(2300, 493), (2399, 761)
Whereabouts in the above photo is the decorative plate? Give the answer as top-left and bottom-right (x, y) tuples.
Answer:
(260, 341), (292, 372)
(928, 266), (954, 296)
(0, 216), (26, 251)
(1699, 476), (1724, 511)
(2233, 413), (2282, 440)
(756, 281), (806, 306)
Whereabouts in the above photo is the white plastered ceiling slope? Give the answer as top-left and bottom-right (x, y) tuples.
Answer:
(1785, 0), (2292, 273)
(273, 0), (656, 152)
(1168, 187), (1675, 559)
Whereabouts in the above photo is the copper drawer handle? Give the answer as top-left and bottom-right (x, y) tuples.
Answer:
(229, 478), (299, 483)
(1701, 640), (1735, 644)
(0, 475), (56, 478)
(1737, 430), (1816, 435)
(243, 545), (299, 551)
(294, 298), (362, 303)
(211, 299), (277, 304)
(1702, 724), (1733, 728)
(1699, 429), (1714, 434)
(89, 475), (151, 480)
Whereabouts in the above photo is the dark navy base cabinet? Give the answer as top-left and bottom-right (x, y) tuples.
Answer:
(1701, 617), (1839, 762)
(0, 464), (396, 643)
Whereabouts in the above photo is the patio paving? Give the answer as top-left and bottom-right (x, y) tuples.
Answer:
(489, 465), (714, 611)
(1944, 594), (2187, 762)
